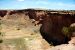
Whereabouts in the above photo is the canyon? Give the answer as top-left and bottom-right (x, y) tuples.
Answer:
(0, 9), (75, 50)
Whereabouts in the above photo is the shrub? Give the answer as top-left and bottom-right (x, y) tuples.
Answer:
(62, 27), (69, 36)
(0, 40), (3, 43)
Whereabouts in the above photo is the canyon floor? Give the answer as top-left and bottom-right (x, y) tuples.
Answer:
(0, 15), (51, 50)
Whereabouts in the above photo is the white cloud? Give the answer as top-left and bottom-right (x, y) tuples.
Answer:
(36, 1), (48, 5)
(17, 0), (24, 2)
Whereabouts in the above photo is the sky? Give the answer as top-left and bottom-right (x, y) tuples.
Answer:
(0, 0), (75, 10)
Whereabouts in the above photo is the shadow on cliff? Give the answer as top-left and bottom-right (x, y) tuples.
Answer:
(27, 10), (75, 46)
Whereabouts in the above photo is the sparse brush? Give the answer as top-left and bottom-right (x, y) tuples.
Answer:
(62, 26), (75, 37)
(62, 27), (69, 36)
(0, 40), (3, 43)
(50, 42), (54, 46)
(0, 23), (1, 25)
(0, 31), (3, 43)
(69, 27), (75, 32)
(0, 32), (1, 35)
(0, 22), (2, 30)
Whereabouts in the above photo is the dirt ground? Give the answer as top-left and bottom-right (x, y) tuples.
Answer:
(0, 14), (51, 50)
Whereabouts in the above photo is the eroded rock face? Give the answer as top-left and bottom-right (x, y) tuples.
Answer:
(0, 9), (75, 46)
(0, 10), (7, 17)
(25, 9), (75, 45)
(40, 13), (75, 45)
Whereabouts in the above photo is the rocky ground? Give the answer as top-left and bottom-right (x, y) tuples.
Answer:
(0, 14), (51, 50)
